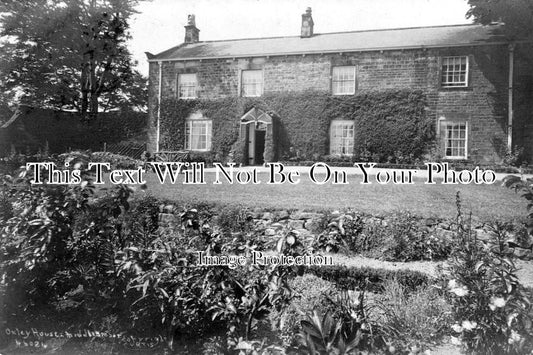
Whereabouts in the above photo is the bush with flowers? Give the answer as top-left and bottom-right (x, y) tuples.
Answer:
(444, 194), (533, 355)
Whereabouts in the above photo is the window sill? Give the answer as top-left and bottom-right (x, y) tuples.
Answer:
(439, 86), (472, 92)
(332, 92), (355, 96)
(444, 156), (468, 160)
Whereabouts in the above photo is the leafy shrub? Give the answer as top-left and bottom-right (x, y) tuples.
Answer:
(298, 310), (363, 355)
(298, 287), (379, 354)
(375, 279), (451, 353)
(117, 209), (219, 350)
(312, 213), (347, 253)
(208, 229), (307, 350)
(504, 146), (528, 167)
(444, 194), (533, 354)
(382, 212), (452, 262)
(121, 194), (161, 241)
(504, 175), (533, 236)
(0, 158), (135, 330)
(189, 151), (215, 165)
(2, 161), (314, 352)
(0, 178), (12, 221)
(269, 274), (338, 346)
(345, 217), (385, 258)
(214, 204), (254, 236)
(0, 151), (52, 175)
(345, 213), (452, 261)
(90, 151), (145, 170)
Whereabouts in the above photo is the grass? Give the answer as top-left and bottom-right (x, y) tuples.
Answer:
(143, 169), (527, 220)
(373, 279), (451, 352)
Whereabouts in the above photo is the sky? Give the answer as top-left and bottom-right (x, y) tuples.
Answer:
(129, 0), (473, 76)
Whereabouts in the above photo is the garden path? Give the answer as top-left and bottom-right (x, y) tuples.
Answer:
(328, 253), (533, 288)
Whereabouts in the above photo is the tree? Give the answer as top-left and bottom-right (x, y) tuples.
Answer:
(466, 0), (533, 39)
(0, 0), (147, 118)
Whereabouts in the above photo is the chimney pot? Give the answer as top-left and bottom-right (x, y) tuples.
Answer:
(187, 14), (196, 26)
(301, 7), (314, 38)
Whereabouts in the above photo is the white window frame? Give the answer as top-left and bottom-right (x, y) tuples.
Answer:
(185, 116), (212, 151)
(329, 120), (354, 155)
(441, 56), (469, 88)
(332, 66), (356, 95)
(442, 121), (468, 159)
(241, 70), (263, 97)
(178, 73), (198, 99)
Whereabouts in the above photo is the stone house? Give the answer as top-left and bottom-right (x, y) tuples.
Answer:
(146, 9), (533, 165)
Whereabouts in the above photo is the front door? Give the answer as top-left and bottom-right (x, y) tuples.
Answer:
(255, 129), (265, 165)
(246, 122), (266, 165)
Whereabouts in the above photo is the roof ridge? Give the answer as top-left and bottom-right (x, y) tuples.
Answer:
(149, 23), (509, 61)
(186, 22), (482, 45)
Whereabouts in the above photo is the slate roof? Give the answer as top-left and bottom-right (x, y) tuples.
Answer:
(149, 24), (508, 62)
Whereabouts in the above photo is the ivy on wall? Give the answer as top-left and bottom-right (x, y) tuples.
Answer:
(325, 90), (433, 162)
(159, 90), (433, 164)
(159, 97), (242, 162)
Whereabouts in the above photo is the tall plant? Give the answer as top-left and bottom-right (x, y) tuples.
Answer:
(445, 192), (533, 354)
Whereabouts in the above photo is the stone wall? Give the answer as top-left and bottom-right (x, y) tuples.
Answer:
(157, 205), (532, 260)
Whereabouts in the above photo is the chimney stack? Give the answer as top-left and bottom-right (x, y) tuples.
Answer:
(301, 7), (314, 38)
(184, 14), (200, 44)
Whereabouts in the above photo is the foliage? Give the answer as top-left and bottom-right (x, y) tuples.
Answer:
(270, 274), (338, 346)
(159, 97), (240, 161)
(381, 212), (452, 262)
(231, 137), (248, 165)
(263, 124), (276, 163)
(311, 212), (452, 261)
(0, 155), (136, 329)
(444, 194), (533, 354)
(320, 154), (355, 166)
(1, 159), (311, 352)
(0, 107), (147, 156)
(504, 146), (528, 168)
(0, 0), (147, 116)
(215, 204), (255, 237)
(248, 91), (330, 161)
(298, 310), (363, 355)
(298, 288), (377, 354)
(343, 213), (452, 261)
(90, 151), (145, 169)
(159, 90), (432, 164)
(376, 279), (451, 354)
(188, 151), (215, 165)
(309, 265), (430, 294)
(116, 209), (219, 350)
(466, 0), (533, 39)
(207, 229), (305, 349)
(0, 179), (12, 222)
(343, 215), (381, 256)
(312, 213), (347, 253)
(0, 151), (50, 175)
(504, 175), (533, 236)
(325, 90), (432, 164)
